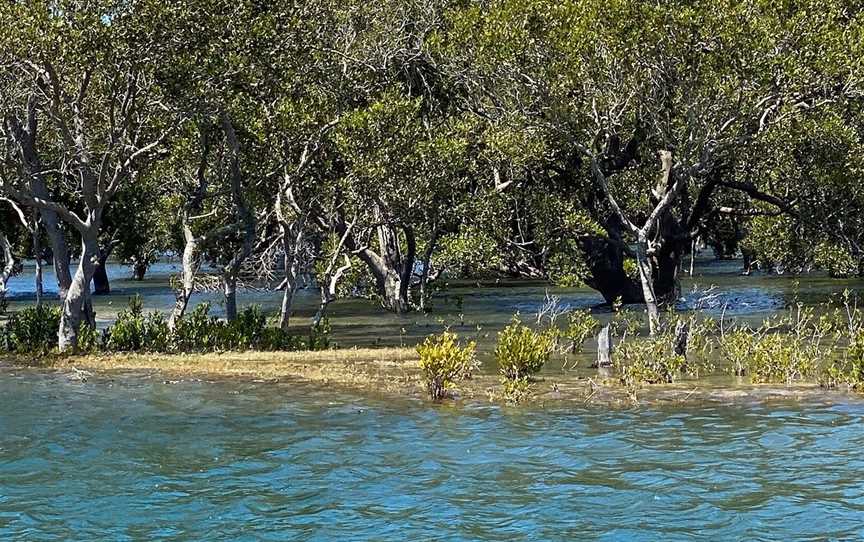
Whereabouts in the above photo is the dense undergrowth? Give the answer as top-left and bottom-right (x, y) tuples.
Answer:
(1, 296), (330, 356)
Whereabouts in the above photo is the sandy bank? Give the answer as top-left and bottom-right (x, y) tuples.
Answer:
(3, 349), (862, 407)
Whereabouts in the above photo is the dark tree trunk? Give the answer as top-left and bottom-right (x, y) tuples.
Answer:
(578, 234), (643, 304)
(355, 223), (415, 314)
(578, 232), (683, 307)
(132, 259), (148, 281)
(92, 251), (111, 295)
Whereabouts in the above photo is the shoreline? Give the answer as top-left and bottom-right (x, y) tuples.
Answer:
(4, 348), (863, 408)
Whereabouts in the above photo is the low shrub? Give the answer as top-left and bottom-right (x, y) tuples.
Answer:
(563, 309), (599, 353)
(3, 305), (61, 355)
(2, 299), (329, 356)
(77, 322), (101, 353)
(719, 305), (834, 385)
(259, 327), (307, 352)
(614, 315), (715, 387)
(616, 337), (686, 385)
(417, 331), (478, 400)
(308, 317), (332, 351)
(105, 296), (172, 352)
(221, 305), (267, 350)
(171, 302), (221, 351)
(496, 316), (555, 381)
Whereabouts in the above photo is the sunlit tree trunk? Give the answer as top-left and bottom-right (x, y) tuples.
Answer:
(59, 229), (100, 352)
(0, 233), (14, 312)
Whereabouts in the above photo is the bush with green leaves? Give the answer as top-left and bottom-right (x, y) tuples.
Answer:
(616, 337), (687, 386)
(613, 314), (715, 387)
(221, 305), (267, 350)
(496, 316), (555, 381)
(77, 323), (102, 354)
(563, 309), (599, 353)
(719, 305), (835, 385)
(171, 302), (221, 351)
(417, 331), (478, 400)
(2, 305), (61, 355)
(104, 296), (172, 352)
(308, 317), (332, 351)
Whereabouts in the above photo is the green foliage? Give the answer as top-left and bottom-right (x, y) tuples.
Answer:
(172, 303), (273, 352)
(719, 305), (836, 385)
(2, 305), (61, 355)
(616, 338), (687, 386)
(417, 331), (478, 400)
(614, 314), (715, 387)
(814, 242), (860, 278)
(622, 259), (639, 282)
(76, 323), (101, 354)
(563, 309), (599, 353)
(105, 299), (326, 354)
(308, 317), (332, 351)
(495, 316), (555, 381)
(171, 303), (221, 352)
(436, 230), (503, 279)
(105, 296), (170, 352)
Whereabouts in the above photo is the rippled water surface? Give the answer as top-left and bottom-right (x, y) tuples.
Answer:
(2, 373), (864, 541)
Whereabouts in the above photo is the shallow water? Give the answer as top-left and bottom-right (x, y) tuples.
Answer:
(6, 257), (864, 348)
(1, 372), (863, 541)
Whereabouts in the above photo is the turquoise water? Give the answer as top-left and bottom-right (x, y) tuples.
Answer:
(2, 372), (863, 541)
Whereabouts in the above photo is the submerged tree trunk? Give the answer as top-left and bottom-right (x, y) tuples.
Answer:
(6, 102), (72, 299)
(634, 233), (661, 335)
(418, 229), (440, 312)
(278, 223), (304, 330)
(313, 254), (352, 328)
(132, 257), (148, 281)
(43, 211), (72, 299)
(92, 252), (110, 295)
(223, 273), (238, 321)
(578, 233), (644, 304)
(220, 113), (255, 323)
(92, 240), (119, 295)
(585, 149), (682, 335)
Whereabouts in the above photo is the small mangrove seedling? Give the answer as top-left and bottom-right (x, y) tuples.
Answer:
(563, 309), (599, 353)
(495, 316), (556, 402)
(417, 331), (478, 401)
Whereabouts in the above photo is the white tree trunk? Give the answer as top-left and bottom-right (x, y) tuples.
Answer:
(223, 272), (238, 321)
(169, 224), (199, 329)
(635, 234), (661, 336)
(278, 224), (303, 330)
(0, 233), (15, 310)
(58, 232), (100, 352)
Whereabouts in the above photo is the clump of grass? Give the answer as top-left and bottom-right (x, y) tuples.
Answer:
(616, 337), (686, 386)
(417, 330), (478, 400)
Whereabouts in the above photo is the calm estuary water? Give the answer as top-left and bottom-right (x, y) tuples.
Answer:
(2, 372), (864, 541)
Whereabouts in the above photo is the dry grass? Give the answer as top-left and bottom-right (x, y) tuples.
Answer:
(42, 347), (428, 396)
